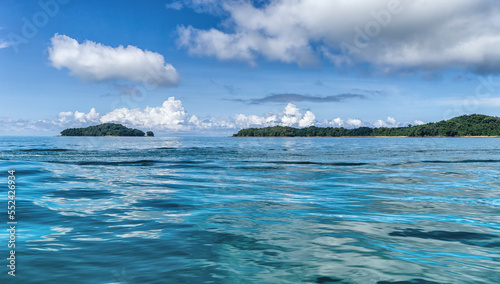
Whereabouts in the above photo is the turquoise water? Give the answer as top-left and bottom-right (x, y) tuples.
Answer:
(1, 137), (500, 283)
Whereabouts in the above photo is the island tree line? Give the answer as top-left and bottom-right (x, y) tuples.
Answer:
(61, 123), (153, 137)
(233, 114), (500, 137)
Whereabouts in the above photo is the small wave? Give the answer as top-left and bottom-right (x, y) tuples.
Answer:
(49, 189), (122, 199)
(389, 228), (499, 248)
(377, 279), (443, 284)
(76, 160), (162, 166)
(20, 148), (72, 152)
(422, 159), (500, 164)
(267, 161), (369, 166)
(315, 276), (343, 283)
(389, 228), (497, 241)
(134, 200), (195, 210)
(45, 159), (213, 167)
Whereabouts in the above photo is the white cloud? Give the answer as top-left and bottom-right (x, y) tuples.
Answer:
(284, 103), (301, 117)
(48, 34), (180, 87)
(58, 111), (73, 123)
(413, 120), (425, 125)
(373, 120), (385, 128)
(328, 118), (344, 127)
(234, 103), (315, 128)
(3, 98), (422, 133)
(281, 103), (301, 126)
(177, 26), (256, 63)
(101, 97), (189, 129)
(347, 118), (363, 127)
(299, 111), (316, 127)
(279, 103), (316, 127)
(373, 116), (398, 127)
(178, 0), (500, 73)
(58, 108), (100, 124)
(37, 98), (320, 132)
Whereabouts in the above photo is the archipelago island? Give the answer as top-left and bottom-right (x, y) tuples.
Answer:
(61, 123), (154, 137)
(233, 114), (500, 137)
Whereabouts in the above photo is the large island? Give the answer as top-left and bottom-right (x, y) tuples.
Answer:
(233, 114), (500, 137)
(61, 123), (153, 137)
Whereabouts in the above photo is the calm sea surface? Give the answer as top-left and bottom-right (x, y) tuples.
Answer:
(0, 137), (499, 284)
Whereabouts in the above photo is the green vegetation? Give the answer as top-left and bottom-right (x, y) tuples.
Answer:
(61, 123), (146, 136)
(146, 131), (154, 137)
(233, 114), (500, 137)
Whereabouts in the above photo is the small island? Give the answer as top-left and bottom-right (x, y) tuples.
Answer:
(233, 114), (500, 137)
(61, 123), (153, 137)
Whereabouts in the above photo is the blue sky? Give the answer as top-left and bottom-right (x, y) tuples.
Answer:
(1, 0), (500, 135)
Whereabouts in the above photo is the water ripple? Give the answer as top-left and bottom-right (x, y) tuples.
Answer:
(2, 136), (500, 283)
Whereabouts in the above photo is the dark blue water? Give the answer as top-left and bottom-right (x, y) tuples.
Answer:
(1, 137), (500, 283)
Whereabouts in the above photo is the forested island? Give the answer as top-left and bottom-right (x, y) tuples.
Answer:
(61, 123), (154, 137)
(233, 114), (500, 137)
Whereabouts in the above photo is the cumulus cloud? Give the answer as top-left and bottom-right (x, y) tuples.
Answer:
(387, 117), (396, 125)
(4, 98), (412, 133)
(373, 116), (398, 127)
(279, 103), (315, 127)
(48, 34), (180, 87)
(99, 100), (318, 129)
(177, 0), (500, 74)
(346, 118), (363, 128)
(299, 111), (316, 127)
(58, 108), (100, 125)
(329, 117), (344, 127)
(101, 97), (189, 129)
(76, 108), (100, 122)
(234, 103), (316, 128)
(99, 100), (317, 130)
(284, 103), (301, 117)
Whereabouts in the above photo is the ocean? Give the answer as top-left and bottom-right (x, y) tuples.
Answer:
(0, 136), (499, 283)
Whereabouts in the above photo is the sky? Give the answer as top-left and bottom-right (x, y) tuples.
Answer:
(2, 0), (500, 135)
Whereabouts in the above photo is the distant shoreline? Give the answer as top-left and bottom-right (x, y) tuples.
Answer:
(57, 135), (155, 137)
(233, 114), (500, 138)
(233, 135), (500, 138)
(60, 123), (153, 137)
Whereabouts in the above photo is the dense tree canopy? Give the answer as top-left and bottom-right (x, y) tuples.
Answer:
(233, 114), (500, 137)
(61, 123), (146, 136)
